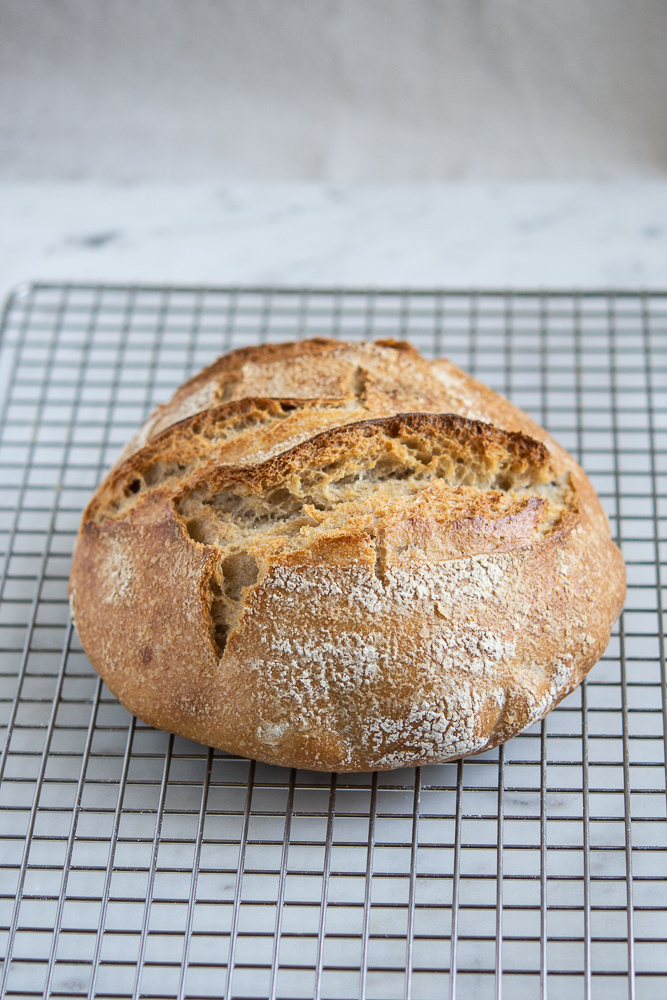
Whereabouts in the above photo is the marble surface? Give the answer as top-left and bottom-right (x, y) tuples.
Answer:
(1, 181), (667, 306)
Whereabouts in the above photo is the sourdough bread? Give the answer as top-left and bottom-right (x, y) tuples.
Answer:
(69, 339), (625, 771)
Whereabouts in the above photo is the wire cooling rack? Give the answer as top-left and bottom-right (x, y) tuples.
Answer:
(0, 284), (665, 1000)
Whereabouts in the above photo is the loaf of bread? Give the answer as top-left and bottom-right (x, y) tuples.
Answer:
(69, 339), (625, 771)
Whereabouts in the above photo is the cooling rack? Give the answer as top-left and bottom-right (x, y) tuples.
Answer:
(0, 284), (665, 1000)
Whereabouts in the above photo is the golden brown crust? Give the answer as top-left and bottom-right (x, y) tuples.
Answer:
(114, 337), (453, 463)
(69, 339), (626, 771)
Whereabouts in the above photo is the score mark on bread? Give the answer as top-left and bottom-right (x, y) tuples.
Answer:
(69, 339), (625, 771)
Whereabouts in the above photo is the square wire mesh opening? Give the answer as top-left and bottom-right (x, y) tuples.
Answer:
(0, 284), (666, 1000)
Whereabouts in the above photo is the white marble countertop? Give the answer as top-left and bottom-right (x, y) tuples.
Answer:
(1, 180), (666, 306)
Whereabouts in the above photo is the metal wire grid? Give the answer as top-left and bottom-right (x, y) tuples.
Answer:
(0, 284), (665, 1000)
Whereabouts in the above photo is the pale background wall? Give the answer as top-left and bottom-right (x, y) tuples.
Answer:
(1, 0), (666, 181)
(1, 0), (666, 299)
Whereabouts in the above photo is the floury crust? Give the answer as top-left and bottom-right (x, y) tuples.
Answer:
(69, 340), (626, 771)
